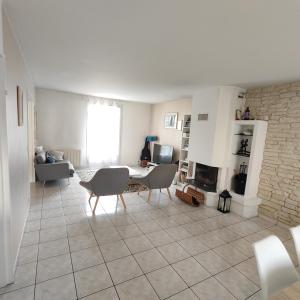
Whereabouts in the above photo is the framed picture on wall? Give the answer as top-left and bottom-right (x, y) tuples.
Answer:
(17, 85), (23, 126)
(164, 112), (178, 129)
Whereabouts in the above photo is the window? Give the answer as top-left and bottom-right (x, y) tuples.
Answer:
(87, 100), (121, 167)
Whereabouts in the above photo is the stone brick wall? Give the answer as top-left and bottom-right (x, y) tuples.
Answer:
(245, 82), (300, 225)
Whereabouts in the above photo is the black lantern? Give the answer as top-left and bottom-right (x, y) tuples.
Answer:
(217, 189), (232, 213)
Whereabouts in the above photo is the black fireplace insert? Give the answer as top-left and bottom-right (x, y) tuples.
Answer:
(188, 163), (218, 192)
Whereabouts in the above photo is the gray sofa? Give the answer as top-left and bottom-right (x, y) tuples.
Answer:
(35, 151), (75, 183)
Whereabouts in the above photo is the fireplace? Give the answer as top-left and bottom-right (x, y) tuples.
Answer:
(188, 163), (219, 192)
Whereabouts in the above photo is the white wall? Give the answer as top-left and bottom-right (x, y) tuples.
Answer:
(36, 88), (152, 167)
(188, 88), (219, 166)
(150, 98), (192, 161)
(1, 11), (35, 285)
(120, 101), (152, 165)
(189, 86), (244, 167)
(36, 88), (88, 164)
(0, 0), (12, 287)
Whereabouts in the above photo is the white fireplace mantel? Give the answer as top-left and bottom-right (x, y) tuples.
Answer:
(187, 86), (268, 218)
(188, 86), (245, 168)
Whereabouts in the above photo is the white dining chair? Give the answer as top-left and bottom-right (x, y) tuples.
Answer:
(253, 235), (300, 300)
(290, 225), (300, 266)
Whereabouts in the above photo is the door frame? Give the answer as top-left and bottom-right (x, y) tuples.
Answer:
(27, 99), (35, 183)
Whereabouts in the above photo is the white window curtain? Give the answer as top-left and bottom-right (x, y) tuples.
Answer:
(87, 98), (121, 167)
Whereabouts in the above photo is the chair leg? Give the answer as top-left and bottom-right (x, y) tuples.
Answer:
(167, 188), (172, 200)
(147, 190), (152, 202)
(119, 194), (126, 209)
(88, 193), (94, 208)
(93, 196), (100, 214)
(42, 181), (46, 196)
(137, 185), (142, 195)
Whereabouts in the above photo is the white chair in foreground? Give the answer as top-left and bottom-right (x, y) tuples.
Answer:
(290, 225), (300, 266)
(253, 235), (300, 300)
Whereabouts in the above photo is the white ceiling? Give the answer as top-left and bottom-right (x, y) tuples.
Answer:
(4, 0), (300, 103)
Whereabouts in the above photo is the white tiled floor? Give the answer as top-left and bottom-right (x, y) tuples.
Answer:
(0, 175), (297, 300)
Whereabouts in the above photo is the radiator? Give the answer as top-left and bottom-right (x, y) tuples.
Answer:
(59, 149), (81, 168)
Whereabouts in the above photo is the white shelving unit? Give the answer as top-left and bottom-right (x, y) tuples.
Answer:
(178, 115), (194, 182)
(227, 120), (268, 217)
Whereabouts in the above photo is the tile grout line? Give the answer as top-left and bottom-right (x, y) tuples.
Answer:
(100, 215), (211, 299)
(124, 238), (235, 299)
(13, 180), (292, 300)
(213, 268), (256, 300)
(59, 182), (80, 300)
(127, 242), (162, 300)
(88, 192), (178, 298)
(164, 287), (200, 299)
(111, 195), (186, 296)
(22, 224), (287, 267)
(86, 207), (121, 300)
(18, 238), (260, 296)
(33, 183), (44, 300)
(245, 290), (262, 299)
(19, 219), (278, 269)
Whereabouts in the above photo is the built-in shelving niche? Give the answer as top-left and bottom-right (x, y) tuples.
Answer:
(178, 114), (194, 182)
(227, 120), (268, 218)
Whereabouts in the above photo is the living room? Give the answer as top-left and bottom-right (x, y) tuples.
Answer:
(34, 88), (192, 167)
(1, 1), (300, 300)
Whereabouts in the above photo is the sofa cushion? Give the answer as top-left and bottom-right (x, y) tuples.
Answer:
(46, 152), (56, 163)
(35, 146), (44, 154)
(48, 150), (64, 161)
(54, 159), (75, 176)
(35, 151), (46, 164)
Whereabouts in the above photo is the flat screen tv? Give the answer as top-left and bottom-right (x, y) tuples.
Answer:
(153, 144), (173, 164)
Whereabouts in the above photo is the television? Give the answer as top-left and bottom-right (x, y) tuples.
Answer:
(152, 143), (174, 164)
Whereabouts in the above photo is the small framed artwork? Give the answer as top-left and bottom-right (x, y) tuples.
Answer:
(164, 112), (178, 129)
(17, 86), (23, 126)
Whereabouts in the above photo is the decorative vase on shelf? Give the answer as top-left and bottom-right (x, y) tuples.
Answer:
(242, 107), (250, 120)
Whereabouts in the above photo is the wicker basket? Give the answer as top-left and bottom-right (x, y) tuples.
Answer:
(175, 186), (205, 206)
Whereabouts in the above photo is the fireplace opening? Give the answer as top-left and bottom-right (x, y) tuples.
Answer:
(188, 163), (218, 192)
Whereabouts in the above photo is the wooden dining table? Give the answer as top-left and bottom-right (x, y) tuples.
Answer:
(269, 281), (300, 300)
